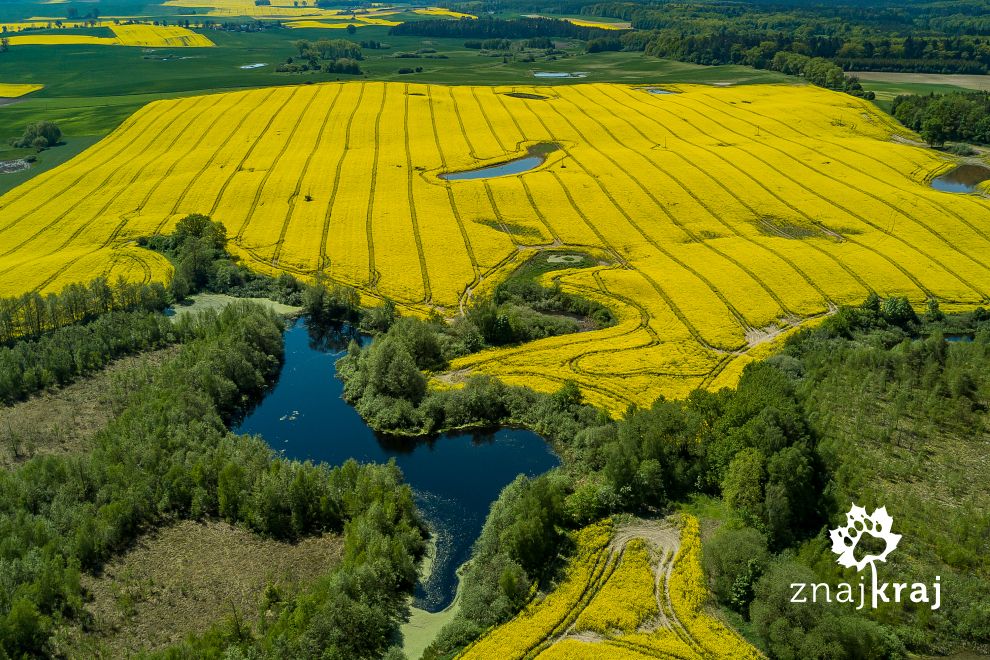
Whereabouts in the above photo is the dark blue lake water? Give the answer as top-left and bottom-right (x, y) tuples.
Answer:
(234, 319), (559, 611)
(440, 155), (544, 181)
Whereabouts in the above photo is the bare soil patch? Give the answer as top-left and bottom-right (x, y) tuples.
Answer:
(854, 72), (990, 91)
(55, 520), (342, 657)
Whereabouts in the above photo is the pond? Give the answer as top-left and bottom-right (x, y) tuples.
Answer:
(234, 319), (559, 612)
(441, 142), (559, 181)
(931, 164), (990, 193)
(533, 71), (587, 78)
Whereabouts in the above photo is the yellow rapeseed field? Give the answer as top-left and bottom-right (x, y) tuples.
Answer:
(522, 14), (630, 29)
(460, 517), (763, 659)
(109, 23), (215, 47)
(563, 17), (629, 30)
(6, 34), (119, 46)
(162, 0), (403, 19)
(2, 82), (988, 409)
(3, 22), (214, 47)
(414, 8), (477, 19)
(0, 83), (43, 97)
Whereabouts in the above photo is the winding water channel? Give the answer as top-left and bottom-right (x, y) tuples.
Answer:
(234, 319), (559, 611)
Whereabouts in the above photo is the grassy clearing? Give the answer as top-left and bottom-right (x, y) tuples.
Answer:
(404, 590), (462, 660)
(0, 345), (180, 467)
(169, 292), (302, 318)
(53, 519), (342, 656)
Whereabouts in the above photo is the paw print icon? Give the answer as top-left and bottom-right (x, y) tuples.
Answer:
(829, 504), (901, 572)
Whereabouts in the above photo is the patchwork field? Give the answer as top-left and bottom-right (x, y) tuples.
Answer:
(3, 22), (214, 47)
(458, 516), (761, 659)
(163, 0), (408, 20)
(1, 82), (989, 410)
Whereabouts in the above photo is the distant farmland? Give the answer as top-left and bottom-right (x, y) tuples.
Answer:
(1, 82), (988, 410)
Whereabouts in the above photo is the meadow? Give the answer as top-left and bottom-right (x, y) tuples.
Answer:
(1, 81), (985, 410)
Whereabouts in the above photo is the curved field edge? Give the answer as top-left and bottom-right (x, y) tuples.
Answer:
(456, 515), (763, 659)
(1, 82), (989, 410)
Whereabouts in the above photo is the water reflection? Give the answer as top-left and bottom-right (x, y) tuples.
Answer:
(931, 164), (990, 193)
(234, 319), (559, 611)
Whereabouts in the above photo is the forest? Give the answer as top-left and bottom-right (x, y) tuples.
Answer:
(388, 16), (617, 40)
(565, 0), (990, 73)
(891, 90), (990, 146)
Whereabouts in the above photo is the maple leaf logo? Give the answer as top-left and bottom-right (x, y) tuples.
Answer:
(829, 504), (901, 572)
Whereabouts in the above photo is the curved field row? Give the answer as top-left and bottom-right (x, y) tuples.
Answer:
(459, 516), (763, 660)
(1, 82), (989, 411)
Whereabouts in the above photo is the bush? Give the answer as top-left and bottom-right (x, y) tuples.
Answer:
(702, 525), (769, 615)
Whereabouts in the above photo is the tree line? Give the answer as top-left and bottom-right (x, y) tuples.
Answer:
(0, 309), (175, 404)
(579, 0), (990, 74)
(0, 276), (168, 345)
(0, 302), (426, 657)
(304, 264), (614, 436)
(891, 90), (990, 146)
(388, 16), (618, 40)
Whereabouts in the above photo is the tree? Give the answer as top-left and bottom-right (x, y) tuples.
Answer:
(922, 115), (948, 147)
(722, 447), (766, 524)
(347, 23), (357, 34)
(702, 526), (769, 615)
(174, 213), (227, 251)
(9, 121), (61, 149)
(1, 37), (9, 53)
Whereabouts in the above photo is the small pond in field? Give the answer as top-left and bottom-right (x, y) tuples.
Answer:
(234, 318), (559, 612)
(931, 164), (990, 193)
(441, 142), (559, 181)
